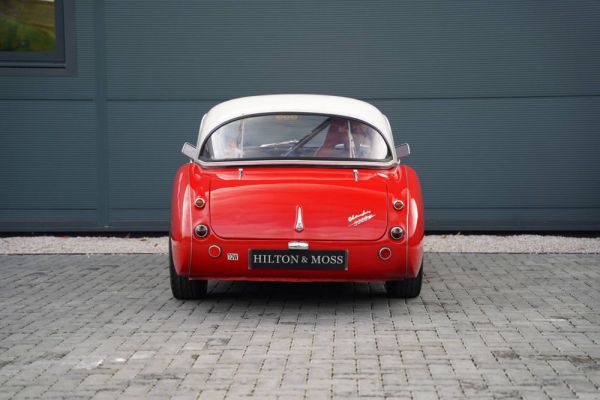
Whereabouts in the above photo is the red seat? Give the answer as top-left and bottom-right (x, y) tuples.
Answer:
(315, 118), (350, 157)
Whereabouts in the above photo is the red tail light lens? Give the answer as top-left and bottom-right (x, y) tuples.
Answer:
(390, 226), (404, 240)
(378, 247), (392, 260)
(194, 224), (209, 238)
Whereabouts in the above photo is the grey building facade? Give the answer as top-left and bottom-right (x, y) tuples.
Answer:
(1, 1), (599, 232)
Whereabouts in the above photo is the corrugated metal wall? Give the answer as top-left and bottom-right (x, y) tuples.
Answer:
(1, 1), (599, 232)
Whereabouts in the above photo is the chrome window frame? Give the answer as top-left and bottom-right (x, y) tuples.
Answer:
(195, 112), (396, 168)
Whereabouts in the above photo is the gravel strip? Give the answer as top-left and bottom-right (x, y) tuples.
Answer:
(1, 234), (599, 254)
(0, 236), (167, 255)
(424, 234), (600, 254)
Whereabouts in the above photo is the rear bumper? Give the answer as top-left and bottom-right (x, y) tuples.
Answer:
(186, 237), (419, 282)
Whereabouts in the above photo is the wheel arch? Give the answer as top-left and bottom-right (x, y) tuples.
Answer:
(170, 163), (193, 276)
(403, 165), (424, 278)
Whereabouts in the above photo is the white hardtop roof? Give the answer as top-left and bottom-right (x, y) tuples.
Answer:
(198, 94), (393, 146)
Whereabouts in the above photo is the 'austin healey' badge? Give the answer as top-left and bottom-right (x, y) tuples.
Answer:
(348, 210), (375, 227)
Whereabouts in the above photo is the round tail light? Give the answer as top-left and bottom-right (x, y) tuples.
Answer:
(194, 197), (206, 209)
(393, 200), (404, 211)
(208, 244), (221, 258)
(378, 247), (392, 260)
(390, 226), (404, 240)
(194, 224), (209, 238)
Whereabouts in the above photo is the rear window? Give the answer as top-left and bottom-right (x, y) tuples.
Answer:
(201, 114), (391, 162)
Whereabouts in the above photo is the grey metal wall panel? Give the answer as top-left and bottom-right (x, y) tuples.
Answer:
(109, 209), (171, 228)
(0, 101), (97, 212)
(374, 97), (600, 209)
(107, 101), (215, 213)
(427, 208), (600, 231)
(0, 0), (95, 100)
(0, 210), (99, 231)
(0, 0), (599, 232)
(0, 0), (98, 231)
(105, 1), (600, 100)
(105, 96), (600, 231)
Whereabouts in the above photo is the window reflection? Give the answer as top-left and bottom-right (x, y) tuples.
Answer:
(203, 114), (391, 162)
(0, 0), (56, 52)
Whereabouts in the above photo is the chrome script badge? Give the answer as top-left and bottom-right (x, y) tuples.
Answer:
(347, 210), (375, 227)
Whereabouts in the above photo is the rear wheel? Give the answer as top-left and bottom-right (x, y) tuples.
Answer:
(385, 262), (423, 299)
(169, 238), (207, 299)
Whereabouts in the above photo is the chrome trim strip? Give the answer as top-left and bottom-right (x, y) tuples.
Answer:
(288, 241), (309, 250)
(195, 159), (396, 169)
(295, 206), (304, 232)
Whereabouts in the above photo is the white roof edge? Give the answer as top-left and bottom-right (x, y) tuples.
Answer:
(197, 94), (394, 149)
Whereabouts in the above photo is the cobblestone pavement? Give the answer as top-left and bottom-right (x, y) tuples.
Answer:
(0, 254), (599, 400)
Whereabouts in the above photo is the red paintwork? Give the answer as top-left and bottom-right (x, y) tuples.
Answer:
(170, 164), (192, 275)
(210, 169), (387, 241)
(404, 165), (425, 278)
(170, 163), (424, 282)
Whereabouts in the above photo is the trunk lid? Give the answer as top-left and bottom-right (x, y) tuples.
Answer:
(208, 169), (388, 241)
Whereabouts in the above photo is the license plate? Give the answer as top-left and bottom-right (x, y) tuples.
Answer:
(249, 249), (347, 270)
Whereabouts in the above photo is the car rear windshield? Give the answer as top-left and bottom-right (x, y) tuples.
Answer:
(200, 114), (391, 161)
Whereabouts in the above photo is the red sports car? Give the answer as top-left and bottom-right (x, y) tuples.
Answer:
(170, 94), (424, 298)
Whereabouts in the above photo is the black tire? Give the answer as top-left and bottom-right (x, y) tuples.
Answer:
(169, 238), (207, 300)
(385, 262), (423, 299)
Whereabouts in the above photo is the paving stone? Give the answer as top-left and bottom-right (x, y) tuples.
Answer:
(0, 253), (599, 399)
